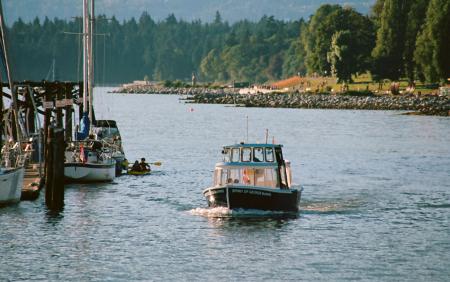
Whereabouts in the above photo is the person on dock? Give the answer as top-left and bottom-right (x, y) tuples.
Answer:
(140, 158), (151, 172)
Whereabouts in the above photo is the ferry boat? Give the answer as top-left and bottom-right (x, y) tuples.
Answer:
(203, 143), (302, 212)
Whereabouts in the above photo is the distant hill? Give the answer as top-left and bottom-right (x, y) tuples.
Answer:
(4, 0), (375, 24)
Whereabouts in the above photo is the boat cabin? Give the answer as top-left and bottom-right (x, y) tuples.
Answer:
(213, 144), (292, 189)
(92, 120), (121, 140)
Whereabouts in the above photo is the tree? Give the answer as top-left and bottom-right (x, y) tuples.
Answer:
(200, 48), (226, 81)
(282, 39), (307, 77)
(303, 4), (341, 75)
(327, 30), (354, 83)
(371, 0), (411, 81)
(414, 0), (450, 83)
(403, 0), (430, 82)
(371, 0), (385, 29)
(303, 5), (374, 76)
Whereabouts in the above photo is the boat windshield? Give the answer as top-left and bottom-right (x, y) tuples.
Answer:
(213, 167), (279, 188)
(241, 148), (252, 162)
(265, 147), (274, 162)
(222, 146), (277, 163)
(222, 148), (231, 162)
(253, 147), (264, 162)
(93, 127), (120, 139)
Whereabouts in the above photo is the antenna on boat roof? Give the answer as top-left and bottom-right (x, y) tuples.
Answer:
(272, 136), (275, 144)
(265, 129), (269, 144)
(246, 115), (249, 143)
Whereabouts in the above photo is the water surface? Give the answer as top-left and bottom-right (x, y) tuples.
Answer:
(1, 89), (449, 281)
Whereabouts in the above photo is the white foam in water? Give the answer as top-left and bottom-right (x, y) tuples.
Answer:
(189, 207), (232, 217)
(189, 207), (295, 218)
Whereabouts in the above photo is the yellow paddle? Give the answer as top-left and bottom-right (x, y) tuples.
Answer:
(150, 161), (162, 166)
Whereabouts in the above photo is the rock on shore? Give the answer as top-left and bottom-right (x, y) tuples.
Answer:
(187, 92), (450, 116)
(111, 85), (449, 116)
(111, 85), (235, 95)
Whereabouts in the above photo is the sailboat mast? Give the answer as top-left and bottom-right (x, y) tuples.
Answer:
(0, 0), (21, 143)
(52, 57), (55, 81)
(88, 0), (94, 123)
(82, 0), (88, 114)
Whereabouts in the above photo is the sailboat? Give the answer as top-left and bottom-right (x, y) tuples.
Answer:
(0, 139), (25, 205)
(0, 0), (25, 204)
(91, 119), (126, 176)
(64, 0), (116, 182)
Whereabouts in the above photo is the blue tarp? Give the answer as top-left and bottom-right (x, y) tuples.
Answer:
(76, 112), (90, 140)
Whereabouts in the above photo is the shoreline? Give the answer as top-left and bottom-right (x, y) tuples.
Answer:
(110, 86), (450, 116)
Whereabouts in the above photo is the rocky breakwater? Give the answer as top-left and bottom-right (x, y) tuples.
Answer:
(111, 85), (237, 95)
(187, 92), (450, 116)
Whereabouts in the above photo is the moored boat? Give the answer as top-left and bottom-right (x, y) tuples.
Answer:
(63, 0), (118, 183)
(203, 143), (302, 212)
(0, 0), (25, 204)
(92, 119), (127, 176)
(64, 140), (116, 182)
(0, 167), (24, 205)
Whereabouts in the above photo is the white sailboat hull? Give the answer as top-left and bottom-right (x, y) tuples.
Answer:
(64, 162), (116, 182)
(0, 167), (24, 204)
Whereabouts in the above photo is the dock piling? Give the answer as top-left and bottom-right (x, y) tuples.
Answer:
(45, 126), (65, 210)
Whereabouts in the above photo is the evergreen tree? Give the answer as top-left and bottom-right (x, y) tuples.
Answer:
(414, 0), (450, 83)
(371, 0), (410, 81)
(403, 0), (430, 82)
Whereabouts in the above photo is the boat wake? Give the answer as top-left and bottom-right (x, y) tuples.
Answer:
(300, 199), (364, 214)
(189, 207), (298, 218)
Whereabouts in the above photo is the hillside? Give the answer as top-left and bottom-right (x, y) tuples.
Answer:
(4, 0), (375, 24)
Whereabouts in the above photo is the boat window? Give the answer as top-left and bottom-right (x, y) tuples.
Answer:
(254, 168), (265, 186)
(231, 148), (240, 162)
(222, 169), (229, 185)
(241, 148), (252, 162)
(242, 168), (254, 185)
(256, 168), (279, 188)
(275, 147), (283, 163)
(214, 168), (222, 186)
(253, 147), (264, 162)
(280, 165), (288, 188)
(237, 168), (278, 188)
(285, 161), (292, 188)
(265, 148), (274, 162)
(221, 168), (279, 188)
(228, 168), (241, 184)
(222, 148), (231, 162)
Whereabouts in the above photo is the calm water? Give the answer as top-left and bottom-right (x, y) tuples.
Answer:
(1, 88), (449, 281)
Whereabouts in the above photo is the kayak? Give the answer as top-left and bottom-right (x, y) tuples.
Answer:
(128, 170), (151, 176)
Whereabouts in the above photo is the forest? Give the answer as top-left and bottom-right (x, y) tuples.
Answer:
(7, 0), (450, 84)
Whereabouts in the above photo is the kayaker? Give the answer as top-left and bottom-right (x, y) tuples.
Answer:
(140, 158), (151, 171)
(131, 160), (141, 171)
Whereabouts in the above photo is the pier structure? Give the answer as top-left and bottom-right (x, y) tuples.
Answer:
(1, 81), (83, 209)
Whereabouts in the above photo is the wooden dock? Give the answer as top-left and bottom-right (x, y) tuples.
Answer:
(21, 164), (43, 201)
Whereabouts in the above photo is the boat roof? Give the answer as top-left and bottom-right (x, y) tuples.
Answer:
(215, 162), (278, 168)
(93, 120), (117, 128)
(223, 143), (283, 149)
